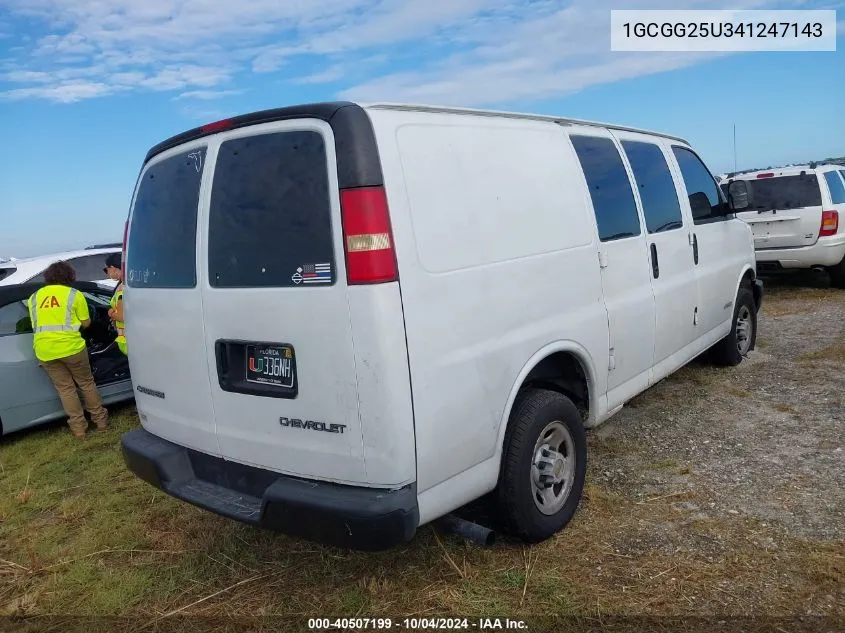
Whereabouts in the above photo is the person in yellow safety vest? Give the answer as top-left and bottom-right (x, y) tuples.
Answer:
(28, 261), (110, 439)
(104, 253), (127, 355)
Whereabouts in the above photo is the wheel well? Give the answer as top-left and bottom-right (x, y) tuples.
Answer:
(741, 269), (761, 309)
(520, 352), (590, 422)
(741, 269), (755, 289)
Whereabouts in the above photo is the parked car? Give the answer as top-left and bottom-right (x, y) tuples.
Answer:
(0, 247), (121, 289)
(0, 281), (133, 436)
(721, 164), (845, 287)
(120, 101), (762, 551)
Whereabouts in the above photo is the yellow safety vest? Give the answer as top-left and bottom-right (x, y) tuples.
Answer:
(28, 285), (88, 362)
(110, 285), (127, 355)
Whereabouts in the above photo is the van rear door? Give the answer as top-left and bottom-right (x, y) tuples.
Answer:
(200, 120), (368, 485)
(733, 173), (825, 249)
(125, 143), (220, 456)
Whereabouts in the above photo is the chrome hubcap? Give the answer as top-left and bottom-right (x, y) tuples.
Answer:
(736, 305), (753, 356)
(530, 421), (576, 515)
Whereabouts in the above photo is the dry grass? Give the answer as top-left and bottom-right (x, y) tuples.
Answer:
(761, 282), (845, 317)
(1, 407), (843, 627)
(797, 337), (845, 364)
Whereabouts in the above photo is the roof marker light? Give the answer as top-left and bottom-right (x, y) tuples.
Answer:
(201, 119), (234, 133)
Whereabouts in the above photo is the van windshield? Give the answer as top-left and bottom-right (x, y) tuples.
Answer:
(0, 267), (15, 282)
(742, 174), (823, 212)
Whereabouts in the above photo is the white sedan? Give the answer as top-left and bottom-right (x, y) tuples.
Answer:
(0, 246), (121, 289)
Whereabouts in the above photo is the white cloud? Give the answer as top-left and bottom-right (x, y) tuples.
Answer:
(137, 65), (232, 91)
(294, 66), (347, 85)
(179, 105), (228, 122)
(340, 0), (801, 106)
(0, 0), (826, 105)
(0, 80), (115, 102)
(175, 89), (244, 100)
(3, 70), (54, 83)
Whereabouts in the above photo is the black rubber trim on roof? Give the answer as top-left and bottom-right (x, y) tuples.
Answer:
(143, 101), (384, 190)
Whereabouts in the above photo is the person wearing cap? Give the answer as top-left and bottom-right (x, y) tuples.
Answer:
(104, 253), (127, 356)
(28, 261), (109, 438)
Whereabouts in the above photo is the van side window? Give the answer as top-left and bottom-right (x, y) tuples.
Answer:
(823, 171), (845, 204)
(621, 141), (684, 233)
(570, 135), (641, 241)
(671, 147), (726, 224)
(126, 148), (206, 288)
(208, 131), (334, 288)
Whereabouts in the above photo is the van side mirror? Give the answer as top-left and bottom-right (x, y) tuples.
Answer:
(727, 180), (752, 212)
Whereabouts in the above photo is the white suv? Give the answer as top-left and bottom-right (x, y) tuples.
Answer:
(721, 164), (845, 287)
(0, 247), (121, 288)
(119, 101), (762, 551)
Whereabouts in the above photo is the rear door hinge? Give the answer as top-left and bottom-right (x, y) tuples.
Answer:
(608, 347), (616, 371)
(598, 250), (609, 269)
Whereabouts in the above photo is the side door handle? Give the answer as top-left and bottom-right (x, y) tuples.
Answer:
(692, 233), (699, 265)
(650, 243), (659, 279)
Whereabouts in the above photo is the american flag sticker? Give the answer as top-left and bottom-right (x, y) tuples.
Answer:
(299, 263), (332, 284)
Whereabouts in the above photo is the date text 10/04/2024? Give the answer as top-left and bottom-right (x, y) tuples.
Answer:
(308, 618), (529, 630)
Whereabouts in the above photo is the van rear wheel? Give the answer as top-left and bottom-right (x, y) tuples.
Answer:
(496, 389), (587, 543)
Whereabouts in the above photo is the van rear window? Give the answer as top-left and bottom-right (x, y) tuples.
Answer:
(0, 267), (15, 282)
(126, 148), (206, 288)
(745, 174), (822, 212)
(207, 130), (334, 288)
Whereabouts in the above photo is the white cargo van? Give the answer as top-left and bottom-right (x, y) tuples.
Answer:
(721, 164), (845, 287)
(120, 102), (762, 551)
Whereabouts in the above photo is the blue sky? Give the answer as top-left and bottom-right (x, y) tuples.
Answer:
(1, 0), (843, 257)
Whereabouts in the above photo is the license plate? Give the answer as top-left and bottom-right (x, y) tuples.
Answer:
(245, 344), (295, 389)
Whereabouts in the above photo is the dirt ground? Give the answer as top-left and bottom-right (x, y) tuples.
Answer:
(584, 273), (844, 614)
(593, 275), (845, 542)
(1, 273), (843, 632)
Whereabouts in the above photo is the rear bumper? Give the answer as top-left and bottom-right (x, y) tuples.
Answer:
(755, 235), (845, 268)
(121, 428), (419, 551)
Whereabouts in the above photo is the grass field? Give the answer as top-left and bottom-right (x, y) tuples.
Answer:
(1, 279), (843, 632)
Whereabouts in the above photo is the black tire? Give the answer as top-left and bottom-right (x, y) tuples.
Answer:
(712, 285), (757, 367)
(495, 388), (587, 543)
(828, 257), (845, 289)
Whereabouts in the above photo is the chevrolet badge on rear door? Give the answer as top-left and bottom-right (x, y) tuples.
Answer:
(279, 417), (347, 434)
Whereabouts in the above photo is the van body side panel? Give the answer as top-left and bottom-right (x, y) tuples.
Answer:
(367, 109), (609, 496)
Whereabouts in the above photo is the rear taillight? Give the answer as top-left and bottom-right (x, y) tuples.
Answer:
(820, 210), (839, 237)
(339, 186), (398, 285)
(757, 172), (775, 178)
(121, 220), (128, 282)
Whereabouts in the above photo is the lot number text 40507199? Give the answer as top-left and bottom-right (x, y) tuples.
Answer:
(308, 617), (529, 630)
